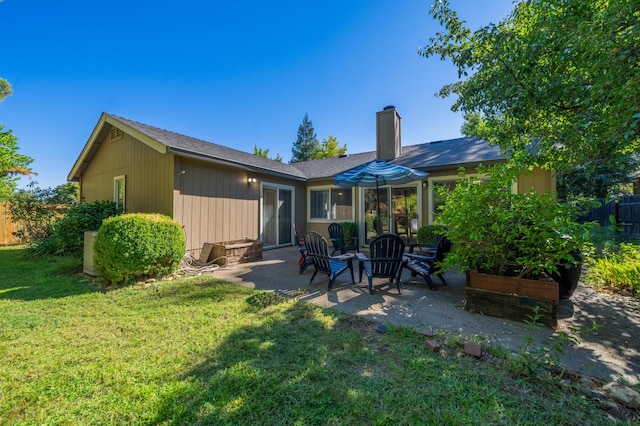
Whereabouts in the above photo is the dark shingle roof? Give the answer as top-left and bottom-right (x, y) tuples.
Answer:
(78, 114), (506, 182)
(110, 114), (307, 180)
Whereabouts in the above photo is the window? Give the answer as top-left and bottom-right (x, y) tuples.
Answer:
(309, 187), (353, 221)
(114, 175), (125, 210)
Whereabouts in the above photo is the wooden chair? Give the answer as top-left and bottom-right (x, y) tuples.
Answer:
(403, 235), (452, 290)
(293, 224), (312, 274)
(356, 234), (405, 294)
(304, 231), (355, 291)
(328, 222), (359, 255)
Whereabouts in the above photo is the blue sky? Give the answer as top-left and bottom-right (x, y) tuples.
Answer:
(1, 0), (514, 189)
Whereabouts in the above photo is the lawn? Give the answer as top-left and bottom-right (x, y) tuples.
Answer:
(0, 246), (621, 425)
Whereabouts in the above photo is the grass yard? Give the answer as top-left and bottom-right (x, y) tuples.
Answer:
(0, 246), (622, 425)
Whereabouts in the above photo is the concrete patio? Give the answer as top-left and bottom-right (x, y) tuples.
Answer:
(210, 246), (639, 386)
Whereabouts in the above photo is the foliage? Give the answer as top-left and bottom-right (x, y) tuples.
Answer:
(8, 182), (79, 241)
(416, 225), (445, 246)
(435, 164), (591, 278)
(339, 221), (358, 246)
(311, 135), (347, 159)
(585, 243), (640, 295)
(0, 77), (11, 101)
(253, 144), (282, 162)
(420, 0), (640, 199)
(0, 124), (35, 200)
(290, 113), (320, 163)
(54, 200), (123, 257)
(511, 306), (600, 377)
(0, 247), (616, 424)
(94, 213), (186, 285)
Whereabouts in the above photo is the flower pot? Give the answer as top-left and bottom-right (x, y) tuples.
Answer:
(549, 251), (582, 300)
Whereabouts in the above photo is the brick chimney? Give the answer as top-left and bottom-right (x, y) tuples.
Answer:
(376, 105), (401, 161)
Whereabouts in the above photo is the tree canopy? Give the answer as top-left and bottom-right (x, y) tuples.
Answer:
(311, 135), (347, 160)
(421, 0), (640, 198)
(1, 78), (35, 200)
(290, 113), (320, 163)
(253, 145), (283, 162)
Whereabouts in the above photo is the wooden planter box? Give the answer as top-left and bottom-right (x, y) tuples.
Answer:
(211, 239), (264, 265)
(465, 272), (559, 328)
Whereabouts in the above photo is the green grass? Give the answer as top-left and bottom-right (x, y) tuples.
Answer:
(0, 246), (621, 425)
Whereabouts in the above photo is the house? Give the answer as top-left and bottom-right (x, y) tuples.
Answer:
(67, 106), (555, 255)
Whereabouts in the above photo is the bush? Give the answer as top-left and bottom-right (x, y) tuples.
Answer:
(339, 221), (358, 246)
(416, 225), (445, 246)
(94, 213), (186, 285)
(54, 200), (123, 257)
(585, 243), (640, 295)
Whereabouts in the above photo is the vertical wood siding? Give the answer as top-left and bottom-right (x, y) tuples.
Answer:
(173, 157), (261, 253)
(80, 132), (174, 216)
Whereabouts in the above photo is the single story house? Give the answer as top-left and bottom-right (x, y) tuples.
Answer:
(67, 106), (555, 255)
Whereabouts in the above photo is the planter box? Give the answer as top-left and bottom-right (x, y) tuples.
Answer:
(211, 239), (264, 265)
(465, 272), (559, 328)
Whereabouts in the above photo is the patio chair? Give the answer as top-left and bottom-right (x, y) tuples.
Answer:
(356, 234), (405, 294)
(403, 235), (452, 290)
(304, 231), (355, 291)
(328, 222), (359, 255)
(293, 224), (312, 274)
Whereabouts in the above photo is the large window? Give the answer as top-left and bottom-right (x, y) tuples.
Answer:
(309, 187), (353, 221)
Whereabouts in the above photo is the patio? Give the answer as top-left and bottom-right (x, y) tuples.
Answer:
(211, 245), (639, 386)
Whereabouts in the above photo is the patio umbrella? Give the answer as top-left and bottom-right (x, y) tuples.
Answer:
(333, 160), (428, 234)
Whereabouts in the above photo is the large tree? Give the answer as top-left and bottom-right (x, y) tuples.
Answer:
(0, 78), (34, 200)
(291, 113), (320, 163)
(421, 0), (640, 199)
(311, 135), (347, 159)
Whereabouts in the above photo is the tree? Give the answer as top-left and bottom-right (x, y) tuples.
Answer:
(0, 78), (11, 101)
(311, 136), (347, 160)
(0, 78), (35, 200)
(1, 125), (35, 200)
(253, 145), (283, 162)
(420, 0), (640, 199)
(291, 113), (320, 163)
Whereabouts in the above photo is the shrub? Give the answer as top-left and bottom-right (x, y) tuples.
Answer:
(339, 221), (358, 246)
(585, 243), (640, 295)
(54, 200), (123, 257)
(416, 225), (445, 246)
(94, 213), (186, 285)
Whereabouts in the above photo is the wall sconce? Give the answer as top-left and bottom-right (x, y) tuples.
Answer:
(422, 181), (427, 189)
(247, 177), (257, 184)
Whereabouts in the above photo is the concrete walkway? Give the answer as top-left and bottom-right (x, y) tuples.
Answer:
(212, 246), (639, 386)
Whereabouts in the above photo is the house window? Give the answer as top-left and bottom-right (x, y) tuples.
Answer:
(309, 187), (353, 221)
(114, 175), (125, 210)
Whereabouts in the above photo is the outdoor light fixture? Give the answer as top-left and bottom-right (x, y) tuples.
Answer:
(422, 181), (427, 188)
(248, 177), (257, 184)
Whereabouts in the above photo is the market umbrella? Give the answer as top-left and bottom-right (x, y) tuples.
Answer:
(334, 160), (428, 234)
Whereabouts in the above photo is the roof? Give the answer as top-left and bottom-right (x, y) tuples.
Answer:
(68, 113), (507, 183)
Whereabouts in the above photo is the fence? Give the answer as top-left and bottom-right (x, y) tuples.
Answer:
(0, 203), (20, 245)
(580, 195), (640, 237)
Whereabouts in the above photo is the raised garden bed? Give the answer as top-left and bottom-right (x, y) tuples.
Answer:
(465, 272), (559, 328)
(211, 239), (263, 265)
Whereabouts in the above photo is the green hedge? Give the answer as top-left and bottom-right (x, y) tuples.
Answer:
(94, 213), (186, 285)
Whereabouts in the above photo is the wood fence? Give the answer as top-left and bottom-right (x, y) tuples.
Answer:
(0, 203), (21, 245)
(580, 195), (640, 237)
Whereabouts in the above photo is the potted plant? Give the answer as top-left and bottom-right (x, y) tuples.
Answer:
(434, 164), (591, 325)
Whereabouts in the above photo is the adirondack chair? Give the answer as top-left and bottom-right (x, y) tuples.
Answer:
(328, 222), (359, 255)
(403, 235), (452, 290)
(304, 231), (356, 291)
(293, 224), (312, 274)
(356, 234), (405, 294)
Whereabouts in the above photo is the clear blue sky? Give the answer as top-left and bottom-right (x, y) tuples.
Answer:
(1, 0), (514, 189)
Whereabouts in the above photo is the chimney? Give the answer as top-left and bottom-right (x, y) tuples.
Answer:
(376, 105), (401, 161)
